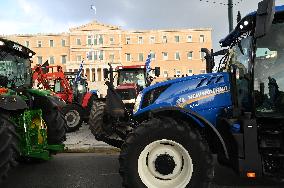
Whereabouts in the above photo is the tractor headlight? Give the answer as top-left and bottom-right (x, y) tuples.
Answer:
(78, 84), (84, 91)
(133, 92), (142, 114)
(0, 41), (4, 46)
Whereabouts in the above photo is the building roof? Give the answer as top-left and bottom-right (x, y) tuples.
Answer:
(69, 20), (120, 32)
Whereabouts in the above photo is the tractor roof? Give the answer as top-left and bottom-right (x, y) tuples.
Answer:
(0, 37), (35, 58)
(220, 5), (284, 47)
(116, 65), (145, 70)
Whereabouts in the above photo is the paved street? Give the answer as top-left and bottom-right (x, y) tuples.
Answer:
(1, 153), (284, 188)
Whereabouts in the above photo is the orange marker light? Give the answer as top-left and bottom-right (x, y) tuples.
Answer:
(0, 88), (8, 94)
(247, 172), (256, 178)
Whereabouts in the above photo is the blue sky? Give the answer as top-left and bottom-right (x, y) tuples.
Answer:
(1, 0), (284, 50)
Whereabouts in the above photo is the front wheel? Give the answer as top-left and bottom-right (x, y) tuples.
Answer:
(61, 103), (83, 132)
(119, 117), (214, 188)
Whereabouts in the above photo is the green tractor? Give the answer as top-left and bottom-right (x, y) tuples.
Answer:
(0, 38), (66, 181)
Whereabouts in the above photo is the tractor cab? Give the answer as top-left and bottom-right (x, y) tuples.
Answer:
(0, 38), (34, 89)
(115, 65), (147, 108)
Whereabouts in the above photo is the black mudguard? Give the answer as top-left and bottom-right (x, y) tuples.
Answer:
(32, 95), (66, 111)
(0, 95), (27, 110)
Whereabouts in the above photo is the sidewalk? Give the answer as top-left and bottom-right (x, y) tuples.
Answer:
(63, 123), (120, 154)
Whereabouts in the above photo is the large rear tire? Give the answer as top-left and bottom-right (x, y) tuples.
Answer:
(61, 103), (83, 133)
(89, 100), (106, 138)
(119, 117), (214, 188)
(0, 114), (19, 181)
(42, 107), (66, 145)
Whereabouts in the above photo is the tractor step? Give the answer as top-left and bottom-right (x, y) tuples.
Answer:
(47, 144), (65, 152)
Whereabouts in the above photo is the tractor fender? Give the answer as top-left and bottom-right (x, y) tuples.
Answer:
(32, 95), (66, 111)
(81, 92), (94, 108)
(0, 95), (27, 111)
(135, 106), (229, 159)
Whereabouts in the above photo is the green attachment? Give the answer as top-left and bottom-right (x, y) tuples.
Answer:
(12, 109), (64, 160)
(27, 88), (52, 96)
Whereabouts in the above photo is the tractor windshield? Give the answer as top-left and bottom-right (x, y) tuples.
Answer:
(254, 21), (284, 115)
(118, 69), (146, 88)
(0, 51), (31, 88)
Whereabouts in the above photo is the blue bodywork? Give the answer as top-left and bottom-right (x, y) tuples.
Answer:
(134, 72), (232, 127)
(89, 89), (98, 95)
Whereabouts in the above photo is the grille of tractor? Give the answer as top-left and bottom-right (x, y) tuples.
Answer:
(141, 84), (171, 109)
(116, 89), (136, 100)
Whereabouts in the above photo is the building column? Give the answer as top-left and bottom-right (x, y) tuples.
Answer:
(89, 67), (93, 82)
(100, 67), (104, 81)
(95, 68), (98, 81)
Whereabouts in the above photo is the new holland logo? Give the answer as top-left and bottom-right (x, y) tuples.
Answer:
(176, 86), (229, 108)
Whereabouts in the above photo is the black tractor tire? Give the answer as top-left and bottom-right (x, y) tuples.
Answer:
(0, 114), (19, 181)
(89, 100), (106, 138)
(61, 103), (83, 133)
(42, 107), (66, 145)
(119, 117), (214, 188)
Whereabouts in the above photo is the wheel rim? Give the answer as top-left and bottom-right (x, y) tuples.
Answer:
(138, 139), (193, 188)
(65, 110), (80, 128)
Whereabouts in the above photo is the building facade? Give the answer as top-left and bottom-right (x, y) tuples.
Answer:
(4, 20), (212, 88)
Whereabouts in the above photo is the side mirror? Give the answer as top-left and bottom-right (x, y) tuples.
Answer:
(154, 67), (160, 77)
(255, 0), (275, 38)
(103, 68), (109, 79)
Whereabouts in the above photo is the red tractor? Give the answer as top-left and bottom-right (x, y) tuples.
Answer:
(33, 63), (98, 132)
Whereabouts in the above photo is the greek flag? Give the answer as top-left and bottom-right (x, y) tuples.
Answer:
(74, 61), (84, 85)
(145, 53), (152, 74)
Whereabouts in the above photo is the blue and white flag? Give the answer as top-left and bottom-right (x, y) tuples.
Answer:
(74, 60), (84, 85)
(145, 53), (152, 74)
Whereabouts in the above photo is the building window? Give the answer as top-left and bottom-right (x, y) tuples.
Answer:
(109, 53), (114, 61)
(188, 69), (193, 76)
(49, 40), (54, 47)
(162, 35), (167, 43)
(200, 35), (205, 43)
(187, 35), (192, 42)
(110, 37), (114, 45)
(151, 52), (156, 60)
(88, 52), (93, 61)
(25, 41), (29, 48)
(76, 55), (82, 62)
(87, 36), (92, 45)
(37, 41), (42, 48)
(175, 36), (180, 43)
(149, 36), (155, 44)
(76, 38), (81, 45)
(163, 70), (168, 78)
(99, 50), (104, 60)
(162, 52), (168, 60)
(94, 51), (98, 60)
(126, 53), (131, 61)
(138, 36), (143, 44)
(175, 52), (180, 60)
(37, 56), (42, 64)
(61, 39), (66, 47)
(138, 53), (144, 62)
(200, 70), (206, 74)
(99, 35), (103, 44)
(187, 51), (193, 60)
(61, 55), (67, 64)
(200, 51), (205, 59)
(175, 70), (181, 77)
(94, 36), (98, 45)
(126, 37), (130, 44)
(49, 56), (55, 64)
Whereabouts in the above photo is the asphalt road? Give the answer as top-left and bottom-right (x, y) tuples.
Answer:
(1, 153), (284, 188)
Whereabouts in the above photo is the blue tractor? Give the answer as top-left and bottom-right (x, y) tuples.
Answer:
(118, 0), (284, 187)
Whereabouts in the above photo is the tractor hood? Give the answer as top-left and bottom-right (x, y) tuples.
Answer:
(135, 73), (233, 125)
(116, 83), (137, 90)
